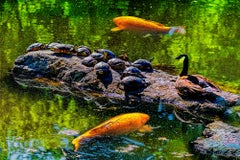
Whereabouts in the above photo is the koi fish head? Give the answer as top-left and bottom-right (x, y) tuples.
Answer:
(112, 16), (129, 26)
(113, 17), (122, 24)
(72, 136), (89, 151)
(111, 17), (127, 31)
(138, 113), (150, 125)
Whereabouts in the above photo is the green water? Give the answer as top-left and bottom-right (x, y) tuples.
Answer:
(0, 0), (239, 159)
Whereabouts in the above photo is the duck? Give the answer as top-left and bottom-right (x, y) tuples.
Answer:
(175, 54), (221, 100)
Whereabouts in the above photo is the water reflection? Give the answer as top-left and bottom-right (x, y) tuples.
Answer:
(7, 136), (62, 159)
(0, 78), (204, 159)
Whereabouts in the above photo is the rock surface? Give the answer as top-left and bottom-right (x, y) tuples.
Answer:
(12, 50), (240, 123)
(192, 121), (240, 159)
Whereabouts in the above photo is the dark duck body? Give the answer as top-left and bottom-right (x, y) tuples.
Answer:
(175, 54), (221, 100)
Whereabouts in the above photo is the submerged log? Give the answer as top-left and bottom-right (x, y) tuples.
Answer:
(192, 121), (240, 159)
(12, 50), (240, 123)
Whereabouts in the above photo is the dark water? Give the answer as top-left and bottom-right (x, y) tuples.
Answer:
(0, 0), (239, 159)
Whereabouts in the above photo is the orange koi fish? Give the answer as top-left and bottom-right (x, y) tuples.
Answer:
(72, 112), (151, 151)
(111, 16), (185, 35)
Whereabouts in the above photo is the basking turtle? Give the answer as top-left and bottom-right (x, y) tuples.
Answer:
(121, 66), (145, 79)
(90, 52), (105, 62)
(51, 44), (75, 54)
(132, 59), (153, 72)
(96, 49), (116, 61)
(82, 56), (98, 67)
(94, 61), (111, 75)
(46, 41), (61, 49)
(119, 76), (150, 94)
(76, 46), (92, 57)
(26, 43), (45, 52)
(108, 58), (125, 71)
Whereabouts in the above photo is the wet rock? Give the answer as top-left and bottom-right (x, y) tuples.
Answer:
(12, 50), (240, 123)
(192, 121), (240, 159)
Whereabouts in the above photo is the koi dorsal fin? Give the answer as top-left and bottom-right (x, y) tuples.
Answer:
(145, 20), (165, 26)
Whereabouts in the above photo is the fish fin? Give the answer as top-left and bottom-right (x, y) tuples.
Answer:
(176, 26), (186, 34)
(145, 20), (165, 26)
(168, 27), (177, 36)
(138, 125), (152, 132)
(168, 26), (186, 35)
(111, 27), (123, 32)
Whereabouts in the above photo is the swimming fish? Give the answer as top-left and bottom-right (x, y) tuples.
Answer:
(72, 112), (151, 151)
(111, 16), (185, 36)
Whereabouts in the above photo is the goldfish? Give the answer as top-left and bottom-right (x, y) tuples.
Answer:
(111, 16), (185, 35)
(72, 112), (151, 151)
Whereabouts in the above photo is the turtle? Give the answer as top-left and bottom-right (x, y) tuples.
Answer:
(119, 76), (150, 93)
(107, 58), (125, 71)
(76, 45), (92, 57)
(121, 66), (145, 79)
(26, 43), (46, 52)
(95, 49), (116, 61)
(51, 43), (75, 54)
(132, 59), (153, 72)
(119, 76), (150, 104)
(90, 52), (105, 62)
(46, 41), (61, 49)
(94, 61), (111, 75)
(82, 56), (98, 67)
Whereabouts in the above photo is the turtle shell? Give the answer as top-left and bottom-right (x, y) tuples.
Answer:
(120, 76), (150, 93)
(96, 49), (116, 61)
(132, 59), (153, 72)
(76, 46), (92, 57)
(94, 61), (110, 75)
(108, 58), (125, 70)
(51, 44), (75, 54)
(121, 66), (145, 79)
(82, 56), (98, 67)
(26, 43), (45, 52)
(90, 52), (105, 62)
(46, 41), (61, 49)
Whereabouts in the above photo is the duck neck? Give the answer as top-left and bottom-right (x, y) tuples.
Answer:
(180, 55), (188, 76)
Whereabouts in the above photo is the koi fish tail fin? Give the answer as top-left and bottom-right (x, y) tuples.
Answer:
(168, 26), (186, 36)
(72, 136), (84, 152)
(176, 26), (186, 34)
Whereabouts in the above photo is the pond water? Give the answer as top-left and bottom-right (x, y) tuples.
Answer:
(0, 0), (239, 159)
